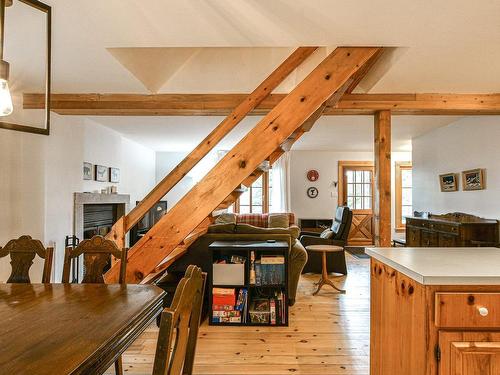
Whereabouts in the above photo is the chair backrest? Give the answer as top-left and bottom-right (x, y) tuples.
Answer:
(0, 235), (53, 283)
(62, 235), (127, 284)
(330, 206), (353, 241)
(152, 265), (206, 375)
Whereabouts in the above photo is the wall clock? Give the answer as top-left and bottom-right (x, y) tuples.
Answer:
(307, 169), (319, 182)
(307, 187), (319, 198)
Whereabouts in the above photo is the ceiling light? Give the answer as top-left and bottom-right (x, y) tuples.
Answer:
(0, 0), (13, 116)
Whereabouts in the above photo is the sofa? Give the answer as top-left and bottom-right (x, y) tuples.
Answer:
(158, 213), (307, 307)
(299, 206), (353, 275)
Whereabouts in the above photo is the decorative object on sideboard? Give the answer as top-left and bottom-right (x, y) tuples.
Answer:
(83, 162), (92, 180)
(109, 167), (120, 183)
(0, 0), (52, 135)
(462, 168), (485, 191)
(306, 186), (318, 198)
(439, 173), (458, 192)
(306, 169), (319, 181)
(95, 165), (108, 182)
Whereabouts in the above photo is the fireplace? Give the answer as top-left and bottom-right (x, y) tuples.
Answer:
(71, 193), (130, 281)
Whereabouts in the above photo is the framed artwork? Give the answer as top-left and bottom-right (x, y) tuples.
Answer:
(95, 165), (108, 182)
(109, 167), (120, 183)
(83, 162), (92, 180)
(462, 169), (485, 191)
(0, 0), (52, 135)
(439, 173), (458, 192)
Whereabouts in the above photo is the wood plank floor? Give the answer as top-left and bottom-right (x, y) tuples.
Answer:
(107, 254), (370, 375)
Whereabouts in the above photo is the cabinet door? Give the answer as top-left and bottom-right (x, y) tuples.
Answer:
(440, 331), (500, 375)
(406, 226), (421, 246)
(421, 230), (438, 247)
(438, 233), (458, 247)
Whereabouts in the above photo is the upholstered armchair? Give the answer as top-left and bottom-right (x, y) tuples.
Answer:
(300, 206), (353, 275)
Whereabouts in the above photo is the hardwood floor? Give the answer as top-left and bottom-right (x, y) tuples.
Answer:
(106, 254), (370, 375)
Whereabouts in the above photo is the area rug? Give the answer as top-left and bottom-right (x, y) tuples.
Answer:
(345, 246), (371, 259)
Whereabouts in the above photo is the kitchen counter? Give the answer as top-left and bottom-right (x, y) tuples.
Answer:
(369, 246), (500, 375)
(366, 247), (500, 285)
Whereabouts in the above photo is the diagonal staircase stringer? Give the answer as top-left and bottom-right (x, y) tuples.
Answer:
(105, 47), (381, 283)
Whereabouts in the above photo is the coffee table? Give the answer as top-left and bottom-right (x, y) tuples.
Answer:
(305, 244), (346, 295)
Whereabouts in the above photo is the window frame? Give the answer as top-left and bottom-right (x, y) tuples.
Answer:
(234, 171), (271, 214)
(395, 161), (413, 232)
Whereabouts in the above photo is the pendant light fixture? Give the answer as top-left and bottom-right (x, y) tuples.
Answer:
(0, 0), (13, 116)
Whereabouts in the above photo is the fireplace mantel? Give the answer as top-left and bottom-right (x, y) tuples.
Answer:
(73, 193), (130, 241)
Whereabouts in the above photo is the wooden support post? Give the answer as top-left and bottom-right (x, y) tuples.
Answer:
(105, 47), (381, 283)
(374, 110), (392, 247)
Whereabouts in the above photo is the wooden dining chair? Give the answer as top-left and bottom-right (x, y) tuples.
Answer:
(62, 235), (127, 375)
(0, 235), (54, 283)
(152, 265), (206, 375)
(62, 235), (127, 284)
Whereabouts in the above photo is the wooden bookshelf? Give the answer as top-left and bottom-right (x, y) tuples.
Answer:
(208, 240), (289, 327)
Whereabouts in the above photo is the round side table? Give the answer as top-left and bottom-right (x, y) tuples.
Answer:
(305, 245), (346, 295)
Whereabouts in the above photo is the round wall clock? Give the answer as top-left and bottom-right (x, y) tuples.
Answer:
(307, 169), (319, 182)
(307, 187), (319, 198)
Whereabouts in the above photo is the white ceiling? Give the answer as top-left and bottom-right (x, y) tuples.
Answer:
(8, 0), (500, 151)
(91, 115), (461, 152)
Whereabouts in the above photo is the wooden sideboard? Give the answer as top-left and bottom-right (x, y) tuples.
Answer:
(406, 212), (498, 247)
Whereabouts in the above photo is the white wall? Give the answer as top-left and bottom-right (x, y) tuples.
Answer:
(155, 150), (219, 209)
(413, 116), (500, 219)
(0, 115), (156, 282)
(290, 150), (411, 236)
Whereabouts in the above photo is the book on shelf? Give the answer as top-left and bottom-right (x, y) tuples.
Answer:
(248, 291), (286, 325)
(254, 260), (285, 286)
(212, 288), (247, 324)
(261, 255), (285, 264)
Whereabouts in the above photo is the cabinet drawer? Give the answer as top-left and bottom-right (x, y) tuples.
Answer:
(421, 230), (438, 247)
(435, 293), (500, 328)
(435, 223), (459, 234)
(438, 232), (458, 247)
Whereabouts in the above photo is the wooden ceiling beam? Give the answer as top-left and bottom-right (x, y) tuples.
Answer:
(23, 92), (500, 116)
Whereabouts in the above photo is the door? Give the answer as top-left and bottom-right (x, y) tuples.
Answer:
(440, 331), (500, 374)
(338, 161), (375, 246)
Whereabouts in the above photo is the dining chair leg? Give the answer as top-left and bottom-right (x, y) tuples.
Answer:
(114, 356), (123, 375)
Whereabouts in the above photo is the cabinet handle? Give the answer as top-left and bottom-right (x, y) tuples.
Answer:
(478, 307), (489, 317)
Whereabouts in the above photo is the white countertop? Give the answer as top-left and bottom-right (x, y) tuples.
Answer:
(365, 247), (500, 285)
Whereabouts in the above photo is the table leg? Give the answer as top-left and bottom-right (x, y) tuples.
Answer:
(313, 251), (346, 295)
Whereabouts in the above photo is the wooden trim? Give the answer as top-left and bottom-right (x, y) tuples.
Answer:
(374, 111), (392, 247)
(395, 162), (412, 232)
(23, 92), (500, 116)
(105, 47), (381, 283)
(338, 161), (374, 207)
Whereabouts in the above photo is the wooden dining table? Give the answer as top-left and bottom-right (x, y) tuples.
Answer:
(0, 283), (166, 375)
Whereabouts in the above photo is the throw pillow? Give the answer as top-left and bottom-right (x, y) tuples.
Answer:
(320, 229), (334, 239)
(215, 213), (237, 225)
(268, 213), (290, 228)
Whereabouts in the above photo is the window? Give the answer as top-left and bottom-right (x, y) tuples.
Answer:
(234, 171), (272, 214)
(345, 169), (373, 210)
(395, 162), (412, 231)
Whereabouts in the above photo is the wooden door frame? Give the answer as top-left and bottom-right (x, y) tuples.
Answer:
(338, 161), (375, 245)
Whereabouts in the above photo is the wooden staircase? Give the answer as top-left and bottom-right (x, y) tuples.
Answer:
(105, 46), (382, 284)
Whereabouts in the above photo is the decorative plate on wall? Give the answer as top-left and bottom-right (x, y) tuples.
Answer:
(307, 169), (319, 181)
(307, 187), (319, 198)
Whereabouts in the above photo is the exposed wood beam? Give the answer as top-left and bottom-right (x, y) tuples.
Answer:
(105, 47), (381, 283)
(374, 110), (392, 247)
(24, 93), (500, 116)
(111, 47), (317, 236)
(345, 48), (385, 94)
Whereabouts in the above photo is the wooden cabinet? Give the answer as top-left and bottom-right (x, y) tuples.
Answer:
(439, 332), (500, 375)
(371, 259), (500, 375)
(406, 212), (498, 247)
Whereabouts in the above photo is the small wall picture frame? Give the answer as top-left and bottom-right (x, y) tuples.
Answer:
(439, 173), (458, 192)
(462, 168), (485, 191)
(95, 165), (108, 182)
(83, 162), (93, 180)
(109, 167), (120, 183)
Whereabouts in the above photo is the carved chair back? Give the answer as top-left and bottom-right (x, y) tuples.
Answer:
(0, 235), (54, 283)
(62, 235), (127, 284)
(152, 265), (206, 375)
